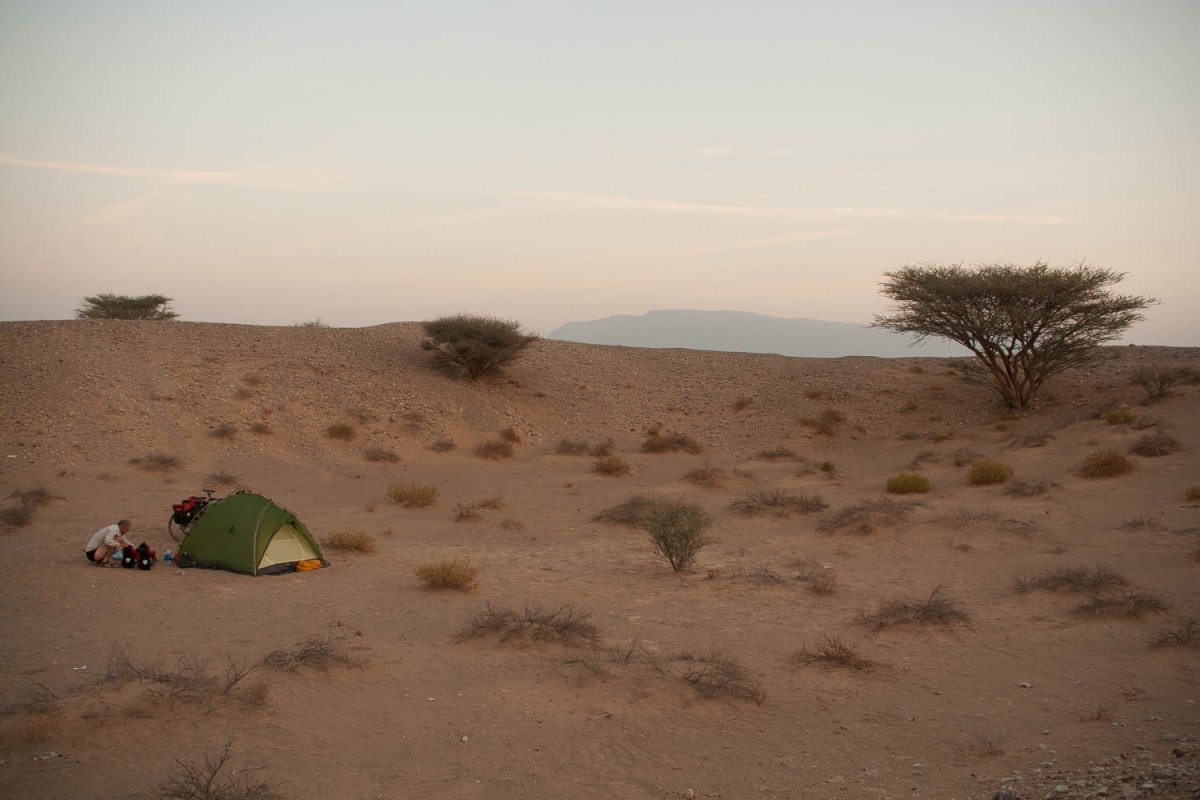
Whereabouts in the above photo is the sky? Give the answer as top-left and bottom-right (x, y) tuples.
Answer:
(1, 0), (1197, 344)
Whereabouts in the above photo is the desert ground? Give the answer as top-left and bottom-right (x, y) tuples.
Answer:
(0, 320), (1197, 800)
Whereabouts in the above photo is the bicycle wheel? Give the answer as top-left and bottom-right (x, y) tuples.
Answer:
(167, 514), (188, 543)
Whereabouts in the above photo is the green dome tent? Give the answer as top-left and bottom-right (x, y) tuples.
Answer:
(177, 491), (326, 575)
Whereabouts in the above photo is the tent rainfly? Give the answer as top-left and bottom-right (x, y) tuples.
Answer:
(177, 491), (326, 575)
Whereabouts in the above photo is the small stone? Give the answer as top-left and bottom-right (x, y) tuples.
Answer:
(461, 736), (468, 742)
(684, 790), (695, 800)
(1018, 682), (1032, 688)
(1055, 785), (1069, 793)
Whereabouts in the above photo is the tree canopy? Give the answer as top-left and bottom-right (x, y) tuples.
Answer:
(75, 293), (179, 320)
(874, 262), (1155, 410)
(421, 314), (537, 380)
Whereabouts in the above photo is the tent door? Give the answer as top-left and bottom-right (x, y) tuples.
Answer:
(258, 522), (320, 569)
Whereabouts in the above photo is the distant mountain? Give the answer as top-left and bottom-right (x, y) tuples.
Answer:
(548, 309), (966, 358)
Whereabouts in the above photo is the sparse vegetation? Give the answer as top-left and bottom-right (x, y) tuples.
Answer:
(968, 458), (1014, 486)
(474, 438), (516, 460)
(819, 498), (913, 535)
(1103, 406), (1137, 425)
(641, 424), (703, 454)
(1005, 478), (1056, 497)
(1079, 450), (1134, 478)
(875, 262), (1155, 410)
(421, 314), (537, 380)
(886, 471), (931, 494)
(1131, 365), (1200, 401)
(460, 602), (601, 645)
(1, 487), (53, 528)
(817, 460), (836, 474)
(210, 422), (237, 440)
(414, 559), (478, 591)
(754, 447), (798, 462)
(249, 421), (272, 435)
(1187, 485), (1200, 502)
(856, 588), (969, 630)
(130, 452), (183, 472)
(554, 439), (591, 455)
(798, 408), (846, 436)
(1151, 618), (1197, 648)
(732, 395), (755, 411)
(499, 426), (522, 443)
(156, 741), (282, 800)
(672, 651), (764, 704)
(429, 438), (456, 452)
(594, 494), (665, 527)
(1072, 592), (1167, 619)
(207, 470), (239, 487)
(262, 637), (350, 671)
(1013, 565), (1128, 595)
(790, 634), (877, 671)
(294, 318), (330, 328)
(793, 562), (839, 595)
(76, 293), (179, 320)
(386, 483), (439, 507)
(1129, 433), (1180, 457)
(453, 502), (483, 521)
(364, 447), (400, 463)
(592, 455), (632, 476)
(322, 530), (376, 553)
(729, 489), (827, 517)
(325, 422), (356, 441)
(644, 500), (714, 572)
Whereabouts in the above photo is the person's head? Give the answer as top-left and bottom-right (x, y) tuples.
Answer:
(118, 519), (132, 534)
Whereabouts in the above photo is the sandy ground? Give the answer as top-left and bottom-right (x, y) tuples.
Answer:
(0, 320), (1197, 800)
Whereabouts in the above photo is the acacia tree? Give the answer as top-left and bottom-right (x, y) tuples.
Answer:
(421, 314), (537, 380)
(75, 293), (179, 320)
(874, 262), (1155, 410)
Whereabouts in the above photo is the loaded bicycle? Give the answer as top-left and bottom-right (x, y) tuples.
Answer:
(167, 488), (217, 543)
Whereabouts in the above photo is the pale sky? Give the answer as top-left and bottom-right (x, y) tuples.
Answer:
(2, 1), (1197, 344)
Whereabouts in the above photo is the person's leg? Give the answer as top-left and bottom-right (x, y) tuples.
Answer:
(92, 544), (115, 565)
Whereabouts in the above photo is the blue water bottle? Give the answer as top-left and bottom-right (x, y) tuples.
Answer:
(164, 548), (173, 563)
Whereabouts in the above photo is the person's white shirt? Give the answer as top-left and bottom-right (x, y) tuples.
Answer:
(86, 524), (125, 552)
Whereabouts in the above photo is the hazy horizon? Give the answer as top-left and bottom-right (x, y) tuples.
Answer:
(2, 1), (1197, 345)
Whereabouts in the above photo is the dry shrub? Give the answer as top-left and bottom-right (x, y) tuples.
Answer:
(414, 559), (477, 591)
(461, 602), (600, 645)
(1121, 515), (1162, 531)
(233, 384), (255, 399)
(387, 483), (439, 507)
(322, 531), (376, 553)
(130, 452), (183, 473)
(798, 408), (845, 436)
(683, 462), (724, 488)
(364, 448), (400, 463)
(1186, 485), (1200, 502)
(453, 502), (483, 521)
(476, 495), (505, 510)
(474, 438), (516, 460)
(103, 647), (266, 705)
(1013, 565), (1128, 595)
(1079, 450), (1134, 478)
(249, 421), (273, 435)
(641, 424), (703, 454)
(429, 438), (456, 452)
(790, 634), (877, 671)
(156, 741), (283, 800)
(819, 498), (912, 535)
(817, 460), (836, 474)
(325, 422), (356, 441)
(754, 447), (799, 462)
(554, 439), (591, 455)
(501, 517), (524, 531)
(1073, 592), (1167, 619)
(747, 563), (786, 585)
(593, 494), (664, 527)
(207, 470), (238, 487)
(1103, 407), (1137, 425)
(1005, 478), (1056, 497)
(793, 563), (838, 595)
(499, 426), (522, 443)
(857, 588), (968, 631)
(732, 395), (755, 411)
(645, 500), (714, 571)
(262, 637), (349, 671)
(1151, 618), (1197, 648)
(592, 455), (631, 476)
(885, 471), (931, 494)
(210, 423), (237, 440)
(241, 373), (262, 386)
(1131, 365), (1200, 401)
(968, 459), (1014, 486)
(672, 651), (764, 704)
(729, 489), (827, 517)
(1, 487), (53, 528)
(1129, 433), (1180, 458)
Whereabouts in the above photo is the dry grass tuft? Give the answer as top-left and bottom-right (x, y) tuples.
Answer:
(453, 502), (483, 521)
(249, 421), (273, 435)
(729, 489), (827, 517)
(429, 438), (456, 452)
(1103, 407), (1137, 425)
(1072, 592), (1167, 619)
(672, 651), (765, 704)
(732, 395), (755, 411)
(130, 452), (184, 473)
(1151, 618), (1197, 648)
(474, 438), (516, 460)
(1079, 450), (1134, 478)
(1013, 565), (1128, 595)
(797, 408), (845, 436)
(325, 422), (356, 441)
(387, 483), (439, 507)
(1187, 485), (1200, 502)
(592, 455), (632, 476)
(819, 498), (913, 535)
(593, 494), (664, 527)
(210, 422), (238, 440)
(968, 458), (1014, 486)
(414, 559), (478, 591)
(1129, 433), (1180, 458)
(554, 439), (591, 455)
(364, 447), (400, 463)
(499, 426), (522, 443)
(207, 470), (239, 487)
(262, 637), (350, 671)
(641, 424), (703, 454)
(790, 634), (878, 671)
(322, 530), (376, 553)
(857, 588), (968, 631)
(754, 447), (799, 462)
(1005, 478), (1057, 497)
(460, 602), (601, 645)
(886, 471), (931, 494)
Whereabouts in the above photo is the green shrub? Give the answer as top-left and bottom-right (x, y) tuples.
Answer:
(1103, 407), (1136, 425)
(886, 471), (931, 494)
(387, 483), (439, 507)
(415, 559), (478, 591)
(968, 459), (1013, 486)
(1079, 450), (1134, 479)
(75, 293), (178, 320)
(421, 314), (537, 380)
(325, 422), (356, 441)
(645, 501), (714, 572)
(592, 455), (631, 476)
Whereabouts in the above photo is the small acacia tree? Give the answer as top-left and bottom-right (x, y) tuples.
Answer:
(645, 500), (714, 572)
(875, 263), (1155, 410)
(75, 293), (179, 320)
(421, 314), (537, 380)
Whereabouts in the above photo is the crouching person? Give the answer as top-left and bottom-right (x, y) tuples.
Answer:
(84, 519), (134, 567)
